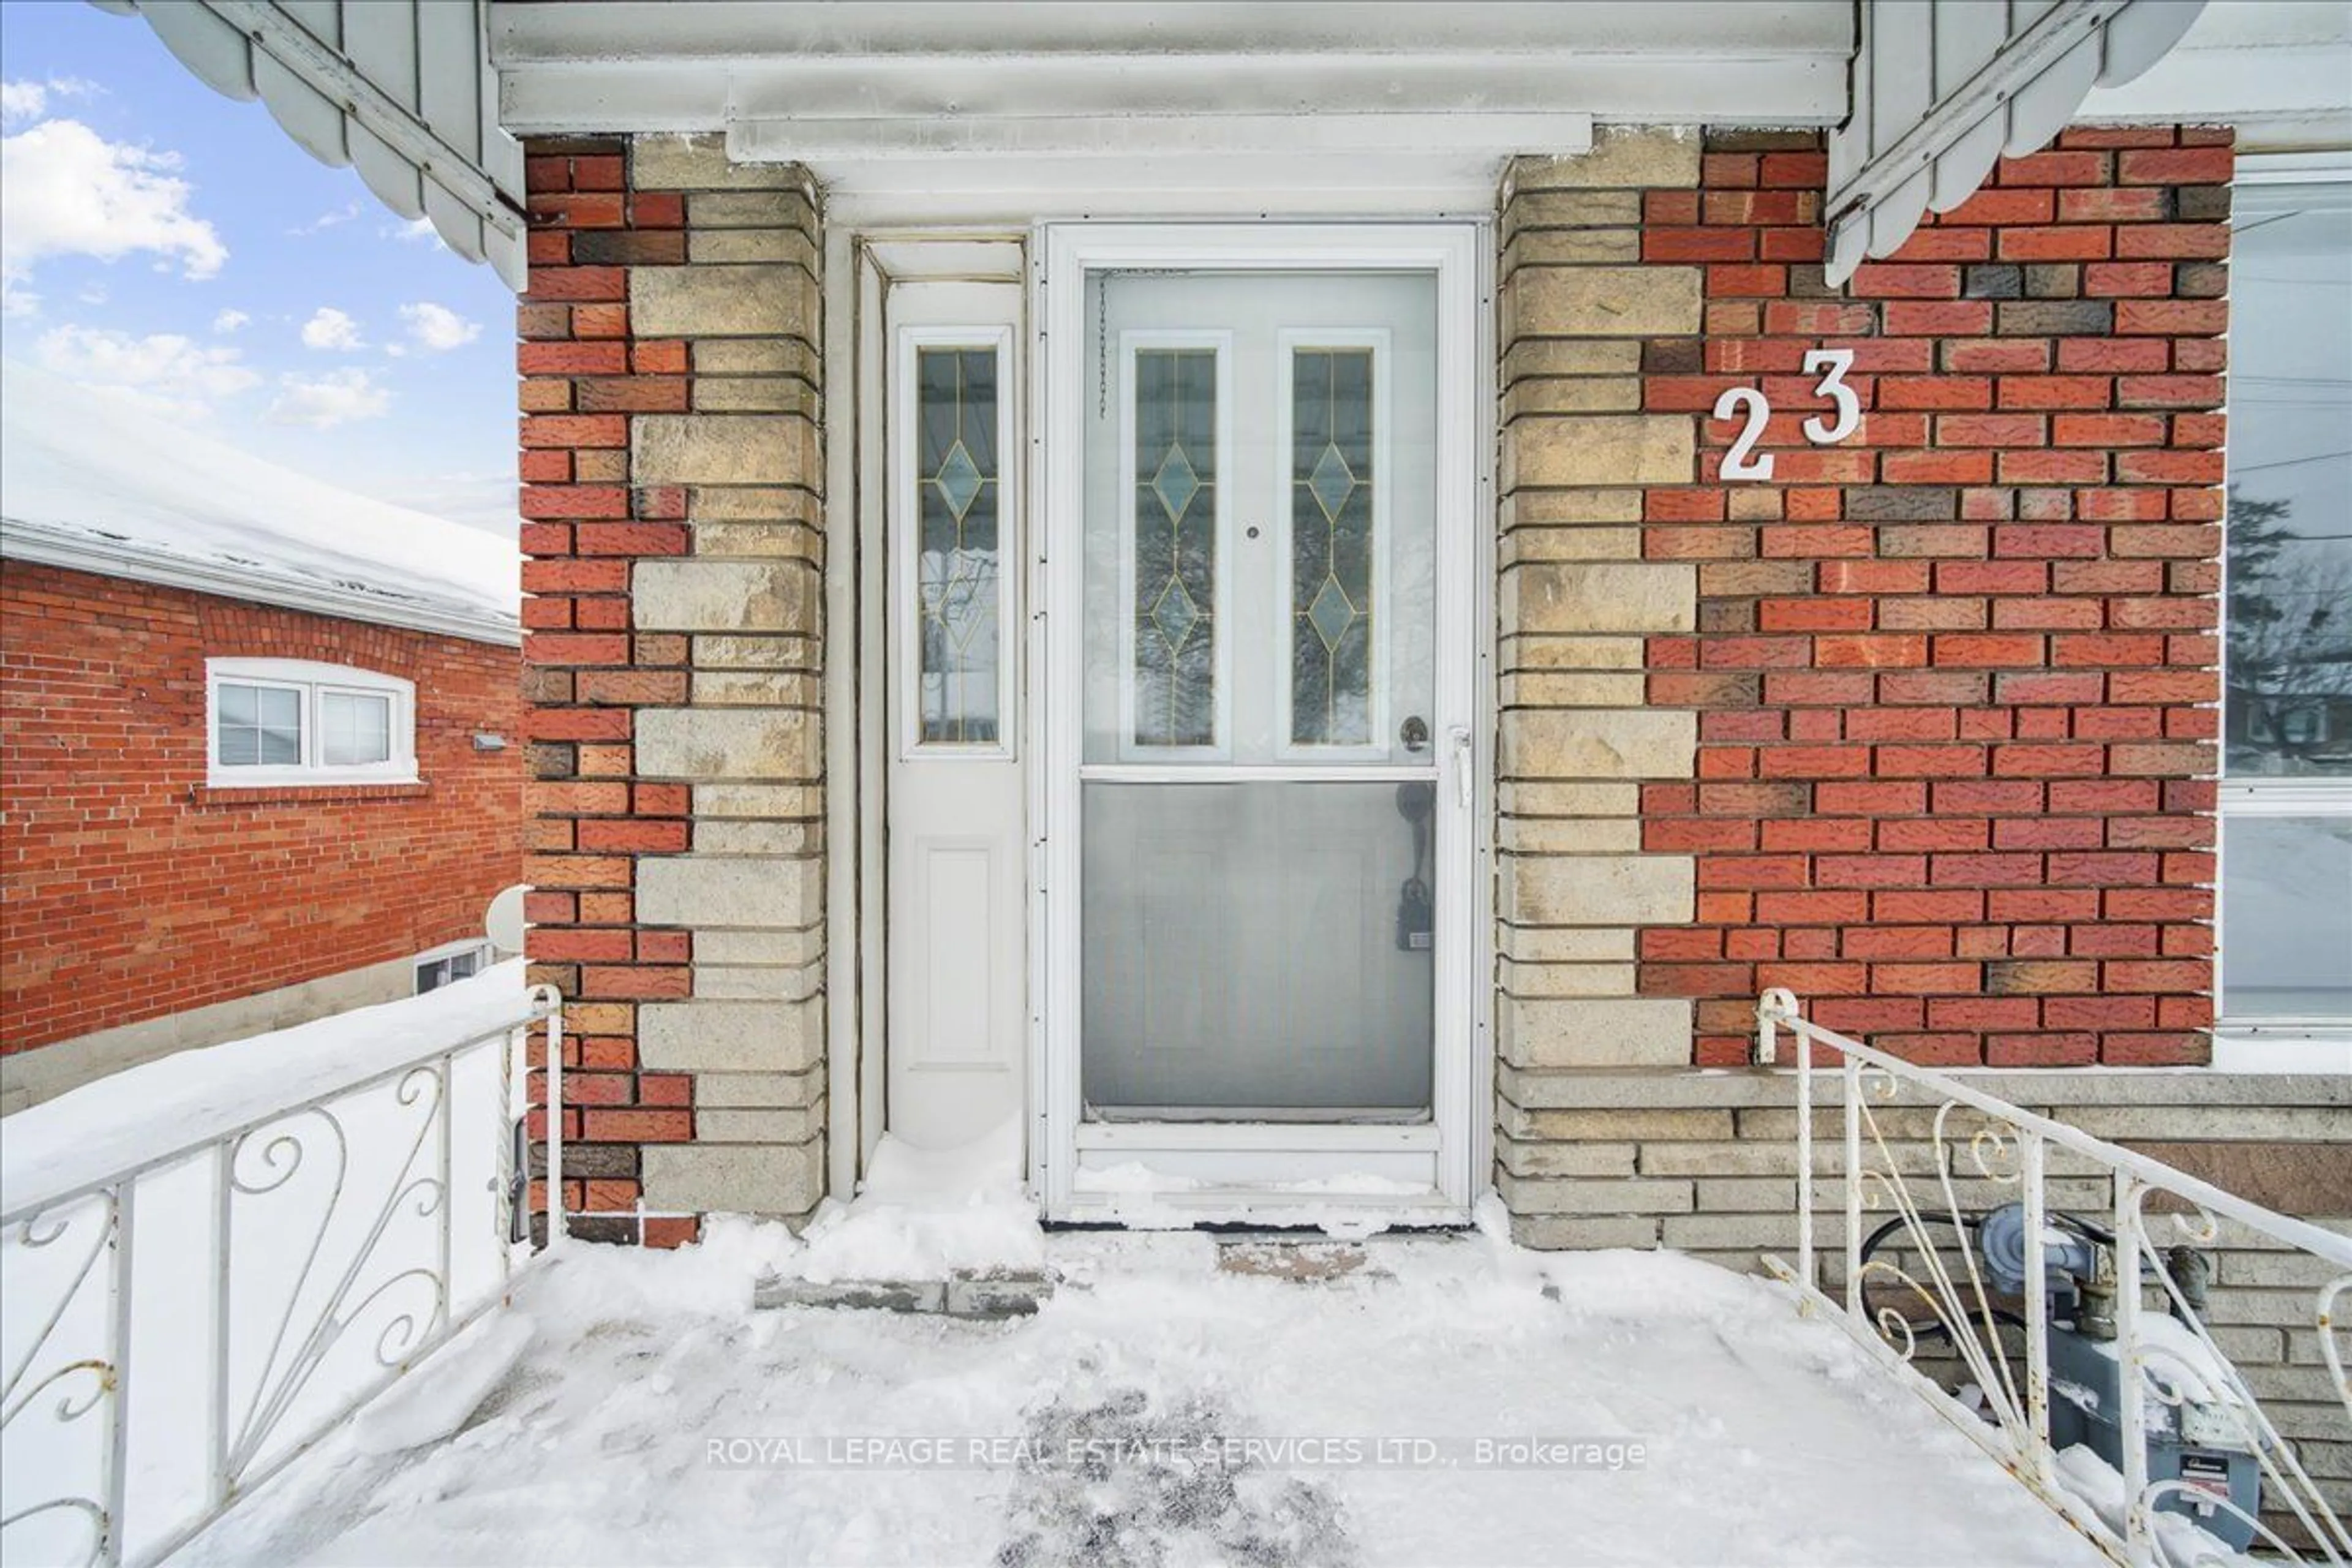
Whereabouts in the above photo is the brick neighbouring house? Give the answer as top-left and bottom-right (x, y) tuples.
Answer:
(0, 366), (525, 1113)
(91, 1), (2349, 1255)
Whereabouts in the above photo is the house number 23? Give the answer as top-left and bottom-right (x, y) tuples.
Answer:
(1711, 349), (1859, 481)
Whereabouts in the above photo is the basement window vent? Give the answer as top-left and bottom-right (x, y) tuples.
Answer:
(415, 941), (492, 995)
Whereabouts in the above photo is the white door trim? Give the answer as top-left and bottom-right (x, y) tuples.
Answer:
(1031, 221), (1494, 1224)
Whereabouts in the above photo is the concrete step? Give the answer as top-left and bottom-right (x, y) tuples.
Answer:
(753, 1269), (1054, 1318)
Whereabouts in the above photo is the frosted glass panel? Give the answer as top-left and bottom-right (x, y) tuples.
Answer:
(1082, 782), (1434, 1114)
(914, 347), (1002, 745)
(2222, 816), (2352, 1020)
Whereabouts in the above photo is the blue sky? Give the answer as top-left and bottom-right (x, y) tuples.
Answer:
(0, 1), (518, 538)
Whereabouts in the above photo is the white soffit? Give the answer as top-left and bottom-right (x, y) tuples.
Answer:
(94, 0), (528, 288)
(491, 1), (1849, 217)
(1825, 0), (2209, 284)
(2080, 0), (2352, 150)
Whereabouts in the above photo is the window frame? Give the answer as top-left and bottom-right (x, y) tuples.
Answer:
(205, 657), (418, 787)
(413, 938), (492, 995)
(2215, 156), (2352, 1042)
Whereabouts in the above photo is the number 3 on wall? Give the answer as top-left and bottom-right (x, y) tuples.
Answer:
(1711, 348), (1860, 482)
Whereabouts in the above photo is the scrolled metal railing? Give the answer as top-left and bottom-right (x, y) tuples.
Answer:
(1756, 987), (2351, 1568)
(0, 984), (562, 1568)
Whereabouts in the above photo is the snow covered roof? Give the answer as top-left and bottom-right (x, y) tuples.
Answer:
(0, 361), (521, 646)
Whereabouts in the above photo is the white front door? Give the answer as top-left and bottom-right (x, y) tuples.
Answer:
(1038, 225), (1487, 1222)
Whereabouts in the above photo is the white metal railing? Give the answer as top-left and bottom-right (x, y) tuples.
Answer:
(0, 985), (562, 1568)
(1755, 988), (2352, 1568)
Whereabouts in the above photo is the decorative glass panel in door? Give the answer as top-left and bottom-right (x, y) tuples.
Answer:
(914, 345), (1003, 744)
(1080, 272), (1438, 1117)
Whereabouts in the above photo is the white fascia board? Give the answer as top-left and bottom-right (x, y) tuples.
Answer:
(2080, 43), (2352, 146)
(496, 39), (1853, 138)
(491, 1), (1852, 64)
(0, 518), (521, 649)
(499, 58), (1844, 137)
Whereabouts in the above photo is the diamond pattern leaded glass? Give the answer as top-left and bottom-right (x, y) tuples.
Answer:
(1133, 349), (1218, 747)
(1290, 349), (1375, 745)
(914, 347), (1001, 745)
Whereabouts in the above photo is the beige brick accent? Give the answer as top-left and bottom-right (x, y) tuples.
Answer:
(644, 1140), (825, 1215)
(630, 136), (815, 193)
(630, 265), (818, 340)
(1504, 562), (1696, 636)
(632, 559), (818, 633)
(1504, 414), (1695, 488)
(1505, 268), (1702, 339)
(1498, 709), (1697, 782)
(639, 998), (823, 1073)
(636, 413), (822, 487)
(1508, 125), (1702, 192)
(636, 854), (821, 930)
(1499, 997), (1694, 1068)
(636, 707), (818, 782)
(1492, 132), (1702, 1150)
(623, 141), (830, 1223)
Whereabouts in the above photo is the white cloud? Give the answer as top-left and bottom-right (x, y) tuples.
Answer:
(212, 308), (250, 334)
(266, 367), (390, 428)
(386, 214), (445, 247)
(287, 200), (361, 236)
(0, 78), (92, 127)
(300, 306), (364, 351)
(1, 82), (47, 126)
(0, 118), (226, 316)
(32, 323), (259, 419)
(398, 301), (481, 353)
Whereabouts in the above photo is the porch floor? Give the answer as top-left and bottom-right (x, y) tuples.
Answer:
(176, 1224), (2105, 1567)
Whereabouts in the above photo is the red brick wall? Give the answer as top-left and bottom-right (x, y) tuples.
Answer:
(513, 136), (703, 1246)
(0, 563), (522, 1051)
(1634, 127), (2230, 1069)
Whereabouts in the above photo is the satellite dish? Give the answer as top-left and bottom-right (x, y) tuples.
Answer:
(486, 884), (528, 954)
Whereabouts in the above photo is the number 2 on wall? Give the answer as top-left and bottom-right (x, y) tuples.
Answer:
(1711, 348), (1860, 482)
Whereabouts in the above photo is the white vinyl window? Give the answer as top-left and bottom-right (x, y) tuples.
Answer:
(414, 940), (492, 994)
(2218, 166), (2352, 1041)
(206, 658), (417, 786)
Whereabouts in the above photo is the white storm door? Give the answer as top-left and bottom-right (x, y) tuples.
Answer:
(1039, 227), (1485, 1221)
(884, 284), (1027, 1152)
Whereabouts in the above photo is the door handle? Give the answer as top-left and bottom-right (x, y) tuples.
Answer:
(1448, 725), (1474, 809)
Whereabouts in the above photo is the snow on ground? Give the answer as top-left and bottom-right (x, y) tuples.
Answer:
(791, 1121), (1049, 1285)
(0, 359), (518, 628)
(173, 1215), (2106, 1568)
